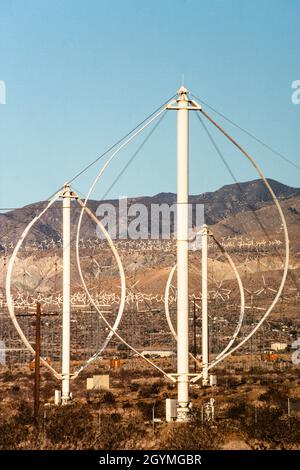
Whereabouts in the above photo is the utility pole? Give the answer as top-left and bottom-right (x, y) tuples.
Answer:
(34, 302), (41, 425)
(61, 183), (77, 404)
(202, 225), (209, 386)
(167, 86), (201, 421)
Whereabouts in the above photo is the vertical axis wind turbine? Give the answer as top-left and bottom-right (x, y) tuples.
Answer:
(5, 86), (289, 421)
(167, 87), (201, 421)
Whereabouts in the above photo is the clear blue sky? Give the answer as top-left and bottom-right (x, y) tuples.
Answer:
(0, 0), (299, 209)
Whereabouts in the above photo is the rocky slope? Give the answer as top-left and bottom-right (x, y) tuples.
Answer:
(0, 178), (299, 249)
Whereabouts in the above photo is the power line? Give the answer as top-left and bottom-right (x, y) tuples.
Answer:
(101, 112), (167, 200)
(0, 95), (175, 211)
(196, 113), (240, 188)
(191, 92), (300, 172)
(196, 112), (279, 236)
(47, 94), (176, 201)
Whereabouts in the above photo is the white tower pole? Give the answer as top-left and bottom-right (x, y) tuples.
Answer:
(176, 86), (190, 421)
(202, 224), (209, 386)
(61, 183), (72, 404)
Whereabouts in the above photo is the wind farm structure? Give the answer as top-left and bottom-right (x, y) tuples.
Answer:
(4, 86), (290, 421)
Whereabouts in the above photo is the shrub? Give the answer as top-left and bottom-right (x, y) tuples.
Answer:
(160, 406), (223, 450)
(137, 400), (164, 421)
(86, 390), (115, 406)
(242, 405), (300, 449)
(259, 386), (288, 407)
(14, 401), (34, 425)
(161, 421), (222, 450)
(0, 400), (33, 449)
(94, 413), (145, 450)
(0, 370), (14, 382)
(138, 380), (163, 398)
(138, 386), (153, 398)
(45, 404), (93, 448)
(0, 418), (28, 450)
(226, 401), (246, 419)
(130, 382), (140, 392)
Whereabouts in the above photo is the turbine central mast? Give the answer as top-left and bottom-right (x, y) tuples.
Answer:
(167, 86), (201, 421)
(176, 86), (190, 421)
(61, 183), (77, 404)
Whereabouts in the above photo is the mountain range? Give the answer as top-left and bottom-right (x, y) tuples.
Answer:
(0, 178), (300, 250)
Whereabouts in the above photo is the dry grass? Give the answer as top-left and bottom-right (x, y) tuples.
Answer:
(0, 362), (300, 449)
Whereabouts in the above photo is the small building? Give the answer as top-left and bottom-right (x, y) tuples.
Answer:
(86, 374), (110, 391)
(141, 350), (175, 358)
(271, 342), (287, 352)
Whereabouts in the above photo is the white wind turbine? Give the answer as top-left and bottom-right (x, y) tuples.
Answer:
(254, 274), (277, 297)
